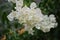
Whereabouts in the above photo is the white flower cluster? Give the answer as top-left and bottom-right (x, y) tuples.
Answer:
(7, 0), (57, 34)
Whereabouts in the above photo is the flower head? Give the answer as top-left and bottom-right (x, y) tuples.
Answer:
(7, 0), (58, 34)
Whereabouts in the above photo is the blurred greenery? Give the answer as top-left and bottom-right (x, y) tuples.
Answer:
(0, 0), (60, 40)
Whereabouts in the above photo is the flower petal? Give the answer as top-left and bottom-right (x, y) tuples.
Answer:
(30, 2), (37, 9)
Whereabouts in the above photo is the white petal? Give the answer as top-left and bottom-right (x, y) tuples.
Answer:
(7, 10), (16, 21)
(30, 2), (37, 9)
(7, 13), (14, 21)
(16, 0), (23, 7)
(49, 14), (56, 22)
(35, 26), (40, 29)
(35, 24), (40, 29)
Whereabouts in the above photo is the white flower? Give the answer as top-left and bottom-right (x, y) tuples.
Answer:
(7, 0), (58, 34)
(35, 24), (41, 29)
(16, 0), (23, 7)
(16, 5), (43, 34)
(38, 15), (57, 32)
(7, 10), (16, 21)
(30, 2), (37, 9)
(49, 14), (56, 22)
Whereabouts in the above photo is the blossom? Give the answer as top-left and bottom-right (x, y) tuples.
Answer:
(7, 0), (58, 34)
(7, 10), (17, 21)
(39, 15), (58, 32)
(30, 2), (37, 9)
(15, 0), (23, 7)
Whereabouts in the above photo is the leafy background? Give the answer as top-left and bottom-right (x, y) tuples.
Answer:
(0, 0), (60, 40)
